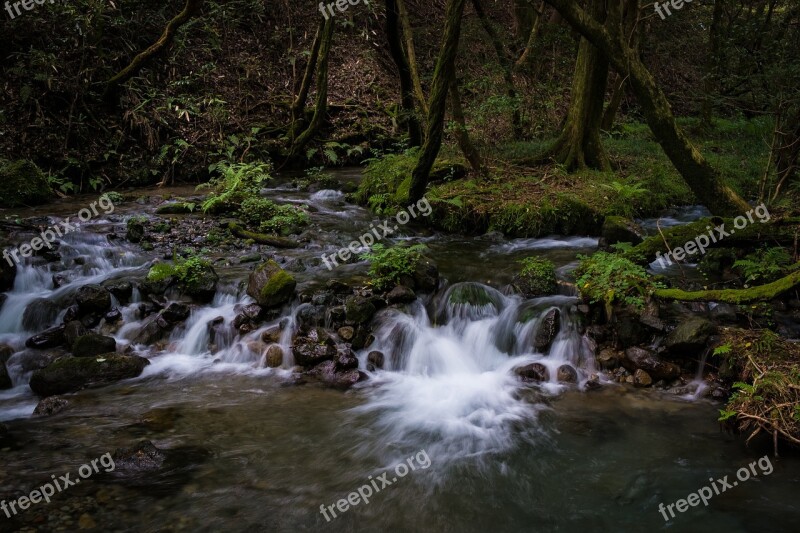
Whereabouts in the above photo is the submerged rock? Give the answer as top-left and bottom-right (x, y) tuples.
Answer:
(33, 396), (69, 416)
(29, 354), (149, 397)
(515, 362), (550, 383)
(247, 260), (296, 308)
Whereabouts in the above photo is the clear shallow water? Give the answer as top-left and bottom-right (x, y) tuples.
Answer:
(1, 182), (799, 532)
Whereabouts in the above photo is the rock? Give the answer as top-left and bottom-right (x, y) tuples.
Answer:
(412, 258), (439, 292)
(387, 285), (416, 304)
(181, 263), (219, 302)
(76, 284), (112, 315)
(0, 159), (51, 207)
(155, 202), (196, 215)
(105, 308), (123, 323)
(335, 347), (359, 371)
(534, 309), (560, 353)
(22, 298), (59, 331)
(515, 363), (550, 382)
(709, 303), (738, 323)
(25, 325), (66, 349)
(337, 326), (355, 341)
(367, 350), (385, 371)
(351, 327), (374, 351)
(585, 373), (602, 390)
(599, 216), (645, 249)
(296, 305), (325, 331)
(306, 360), (366, 390)
(63, 304), (80, 323)
(665, 317), (716, 357)
(260, 326), (283, 344)
(311, 289), (335, 306)
(103, 281), (134, 302)
(246, 260), (296, 308)
(131, 315), (170, 345)
(633, 369), (653, 387)
(0, 359), (11, 389)
(0, 344), (12, 364)
(265, 344), (283, 368)
(326, 280), (350, 294)
(0, 260), (16, 292)
(33, 396), (69, 416)
(622, 347), (680, 381)
(161, 302), (191, 323)
(345, 295), (376, 325)
(292, 328), (336, 367)
(15, 349), (63, 372)
(29, 354), (150, 396)
(512, 258), (559, 298)
(112, 440), (167, 474)
(64, 321), (88, 348)
(126, 218), (146, 243)
(597, 348), (620, 370)
(557, 364), (578, 384)
(72, 334), (117, 357)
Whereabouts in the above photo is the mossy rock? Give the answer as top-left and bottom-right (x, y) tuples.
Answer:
(0, 159), (51, 207)
(513, 258), (558, 298)
(29, 354), (149, 397)
(246, 260), (297, 308)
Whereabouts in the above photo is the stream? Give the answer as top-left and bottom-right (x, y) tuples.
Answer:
(0, 171), (798, 532)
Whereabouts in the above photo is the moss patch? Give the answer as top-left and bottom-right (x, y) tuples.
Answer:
(0, 159), (51, 207)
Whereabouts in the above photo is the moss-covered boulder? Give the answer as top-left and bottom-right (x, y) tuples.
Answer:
(345, 295), (377, 324)
(599, 216), (645, 249)
(665, 317), (716, 357)
(72, 333), (117, 357)
(512, 257), (558, 298)
(0, 159), (51, 207)
(246, 260), (296, 308)
(29, 354), (149, 397)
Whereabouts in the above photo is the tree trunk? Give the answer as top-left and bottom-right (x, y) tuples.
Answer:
(515, 1), (544, 70)
(601, 73), (626, 131)
(408, 0), (468, 203)
(291, 17), (334, 156)
(104, 0), (202, 104)
(290, 21), (324, 141)
(472, 0), (522, 137)
(543, 0), (751, 215)
(449, 77), (484, 173)
(541, 0), (610, 171)
(397, 0), (428, 116)
(386, 0), (423, 146)
(702, 0), (724, 128)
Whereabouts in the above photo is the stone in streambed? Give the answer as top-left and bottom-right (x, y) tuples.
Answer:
(0, 359), (11, 389)
(665, 317), (716, 357)
(72, 333), (117, 357)
(306, 360), (366, 390)
(634, 369), (653, 388)
(387, 285), (416, 304)
(292, 328), (336, 367)
(367, 350), (385, 371)
(29, 353), (149, 397)
(622, 347), (680, 381)
(33, 396), (69, 416)
(246, 260), (296, 308)
(345, 295), (376, 325)
(25, 325), (66, 349)
(534, 309), (560, 353)
(76, 284), (112, 315)
(515, 363), (550, 383)
(557, 364), (578, 384)
(22, 298), (60, 331)
(265, 344), (284, 368)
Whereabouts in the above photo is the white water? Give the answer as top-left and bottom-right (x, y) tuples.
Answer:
(354, 283), (594, 461)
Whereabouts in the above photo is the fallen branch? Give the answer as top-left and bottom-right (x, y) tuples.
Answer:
(654, 266), (800, 303)
(227, 223), (299, 249)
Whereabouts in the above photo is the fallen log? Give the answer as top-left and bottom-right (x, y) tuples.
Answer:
(227, 223), (299, 249)
(654, 265), (800, 304)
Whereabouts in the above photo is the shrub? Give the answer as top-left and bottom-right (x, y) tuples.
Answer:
(238, 197), (309, 236)
(360, 243), (428, 291)
(198, 161), (272, 213)
(515, 257), (558, 297)
(733, 246), (793, 285)
(575, 252), (662, 311)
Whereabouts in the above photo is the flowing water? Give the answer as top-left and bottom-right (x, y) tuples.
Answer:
(1, 174), (799, 532)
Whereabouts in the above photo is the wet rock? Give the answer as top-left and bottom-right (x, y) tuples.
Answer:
(283, 258), (306, 273)
(72, 333), (117, 357)
(241, 303), (263, 320)
(622, 347), (680, 381)
(260, 326), (283, 344)
(335, 347), (359, 371)
(105, 308), (123, 323)
(534, 309), (560, 353)
(265, 344), (283, 368)
(76, 284), (112, 315)
(63, 304), (80, 323)
(306, 360), (366, 390)
(512, 259), (558, 298)
(350, 326), (374, 351)
(634, 369), (653, 387)
(64, 321), (88, 348)
(326, 280), (350, 294)
(337, 326), (355, 341)
(599, 216), (644, 249)
(103, 281), (134, 303)
(137, 407), (181, 432)
(292, 328), (336, 367)
(412, 258), (439, 292)
(22, 298), (59, 331)
(367, 350), (385, 371)
(181, 263), (219, 303)
(345, 295), (376, 325)
(328, 305), (346, 325)
(126, 218), (146, 243)
(597, 348), (621, 370)
(296, 305), (325, 331)
(0, 259), (16, 292)
(0, 359), (11, 389)
(161, 302), (190, 323)
(665, 317), (716, 357)
(25, 325), (66, 349)
(515, 363), (550, 383)
(131, 315), (170, 345)
(33, 396), (69, 416)
(52, 273), (68, 289)
(29, 354), (150, 396)
(0, 344), (12, 364)
(246, 260), (296, 308)
(387, 285), (416, 304)
(113, 440), (167, 474)
(15, 349), (63, 372)
(585, 373), (602, 390)
(80, 312), (103, 329)
(311, 289), (335, 306)
(709, 303), (738, 323)
(557, 364), (578, 384)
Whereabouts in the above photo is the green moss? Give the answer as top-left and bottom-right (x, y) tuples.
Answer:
(516, 257), (558, 296)
(255, 260), (297, 306)
(360, 243), (428, 291)
(147, 263), (177, 282)
(0, 159), (51, 207)
(655, 267), (800, 304)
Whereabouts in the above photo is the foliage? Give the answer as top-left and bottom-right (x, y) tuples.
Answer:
(238, 196), (309, 236)
(600, 180), (648, 218)
(147, 255), (215, 289)
(360, 243), (428, 291)
(575, 252), (662, 312)
(198, 161), (272, 212)
(733, 246), (793, 285)
(517, 257), (558, 296)
(356, 148), (420, 206)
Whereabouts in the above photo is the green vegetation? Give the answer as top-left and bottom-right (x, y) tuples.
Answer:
(146, 255), (218, 296)
(515, 257), (558, 296)
(360, 243), (428, 291)
(198, 161), (272, 213)
(238, 197), (309, 236)
(733, 246), (794, 285)
(575, 252), (662, 312)
(0, 159), (52, 207)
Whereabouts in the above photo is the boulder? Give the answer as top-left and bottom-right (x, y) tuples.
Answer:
(622, 347), (680, 381)
(335, 347), (359, 371)
(260, 326), (283, 344)
(64, 321), (88, 348)
(131, 315), (170, 345)
(126, 218), (146, 243)
(306, 360), (366, 390)
(103, 281), (134, 302)
(665, 317), (716, 357)
(292, 328), (336, 367)
(264, 344), (283, 368)
(76, 285), (112, 315)
(367, 350), (385, 371)
(345, 295), (376, 325)
(22, 298), (59, 331)
(72, 334), (117, 357)
(161, 302), (191, 323)
(633, 369), (653, 388)
(515, 363), (550, 383)
(557, 364), (578, 384)
(512, 258), (558, 298)
(0, 159), (51, 207)
(180, 263), (219, 302)
(25, 325), (66, 349)
(33, 396), (69, 416)
(246, 260), (296, 308)
(534, 309), (560, 353)
(387, 285), (416, 304)
(599, 216), (645, 249)
(29, 354), (150, 396)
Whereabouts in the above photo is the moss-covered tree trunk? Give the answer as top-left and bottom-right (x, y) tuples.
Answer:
(289, 21), (324, 142)
(104, 0), (202, 104)
(449, 77), (484, 173)
(291, 17), (334, 156)
(544, 0), (751, 215)
(397, 0), (428, 116)
(472, 0), (522, 137)
(386, 0), (423, 147)
(515, 1), (544, 70)
(408, 0), (468, 203)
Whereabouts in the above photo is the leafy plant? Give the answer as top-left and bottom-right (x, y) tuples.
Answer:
(516, 257), (558, 296)
(575, 252), (663, 313)
(360, 243), (428, 291)
(601, 180), (648, 217)
(238, 197), (309, 235)
(198, 161), (272, 213)
(733, 246), (793, 285)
